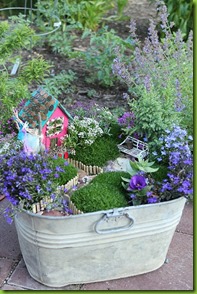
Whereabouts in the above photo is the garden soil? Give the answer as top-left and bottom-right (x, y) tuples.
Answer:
(26, 0), (157, 113)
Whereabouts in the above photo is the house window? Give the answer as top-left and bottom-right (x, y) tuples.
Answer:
(46, 117), (64, 137)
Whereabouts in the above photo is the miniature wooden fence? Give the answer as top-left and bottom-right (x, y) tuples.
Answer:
(31, 159), (103, 214)
(62, 175), (79, 191)
(67, 158), (103, 175)
(31, 193), (82, 215)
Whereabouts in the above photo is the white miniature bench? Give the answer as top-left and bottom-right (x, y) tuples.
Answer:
(117, 136), (149, 159)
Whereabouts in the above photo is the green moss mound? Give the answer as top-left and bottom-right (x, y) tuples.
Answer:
(71, 134), (120, 166)
(49, 157), (78, 185)
(71, 171), (129, 213)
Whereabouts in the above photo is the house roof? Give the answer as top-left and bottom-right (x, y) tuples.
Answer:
(19, 87), (73, 129)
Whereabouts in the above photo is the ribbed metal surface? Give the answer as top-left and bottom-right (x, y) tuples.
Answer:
(14, 197), (186, 287)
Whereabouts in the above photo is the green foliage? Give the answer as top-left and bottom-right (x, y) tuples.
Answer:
(126, 158), (159, 176)
(71, 171), (129, 212)
(49, 157), (78, 186)
(151, 164), (168, 182)
(20, 57), (51, 84)
(43, 70), (77, 96)
(36, 0), (124, 32)
(109, 123), (123, 142)
(0, 73), (30, 124)
(83, 26), (133, 86)
(70, 134), (120, 166)
(35, 0), (128, 56)
(155, 0), (193, 40)
(112, 2), (193, 138)
(116, 0), (128, 17)
(0, 19), (51, 133)
(0, 21), (35, 61)
(0, 21), (9, 38)
(127, 85), (178, 141)
(63, 116), (104, 151)
(47, 31), (82, 58)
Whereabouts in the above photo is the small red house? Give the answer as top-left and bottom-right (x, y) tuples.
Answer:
(18, 87), (72, 150)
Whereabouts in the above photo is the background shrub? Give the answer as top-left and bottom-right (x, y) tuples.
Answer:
(0, 19), (50, 134)
(149, 0), (193, 40)
(112, 1), (193, 140)
(83, 26), (134, 87)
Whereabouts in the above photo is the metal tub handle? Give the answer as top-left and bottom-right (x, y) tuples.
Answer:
(95, 209), (134, 234)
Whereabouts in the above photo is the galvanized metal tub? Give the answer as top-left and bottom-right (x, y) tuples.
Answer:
(14, 197), (186, 287)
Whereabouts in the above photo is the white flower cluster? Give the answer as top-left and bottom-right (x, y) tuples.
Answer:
(63, 116), (104, 149)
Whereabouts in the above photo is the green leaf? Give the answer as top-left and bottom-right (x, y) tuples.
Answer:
(139, 166), (159, 173)
(121, 176), (130, 183)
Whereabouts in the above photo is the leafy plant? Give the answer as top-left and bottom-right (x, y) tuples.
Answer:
(0, 21), (35, 61)
(126, 84), (178, 141)
(112, 1), (193, 136)
(19, 57), (51, 84)
(0, 74), (30, 130)
(36, 0), (125, 32)
(127, 158), (159, 175)
(0, 150), (74, 222)
(83, 26), (134, 86)
(43, 70), (77, 96)
(0, 19), (51, 133)
(121, 158), (160, 205)
(48, 156), (78, 186)
(35, 0), (128, 56)
(71, 171), (128, 213)
(149, 0), (193, 40)
(47, 31), (81, 58)
(63, 116), (103, 151)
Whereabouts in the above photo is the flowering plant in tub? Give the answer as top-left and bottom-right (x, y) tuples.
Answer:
(71, 125), (193, 213)
(0, 148), (77, 223)
(121, 158), (159, 206)
(120, 125), (193, 207)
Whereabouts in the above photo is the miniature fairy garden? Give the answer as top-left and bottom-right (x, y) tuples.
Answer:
(0, 1), (193, 222)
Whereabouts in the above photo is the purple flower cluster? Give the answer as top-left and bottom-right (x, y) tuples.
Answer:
(158, 125), (193, 199)
(117, 112), (135, 128)
(44, 187), (73, 215)
(0, 117), (18, 136)
(124, 173), (158, 206)
(0, 150), (66, 222)
(112, 1), (193, 135)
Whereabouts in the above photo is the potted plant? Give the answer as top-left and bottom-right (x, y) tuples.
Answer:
(0, 1), (192, 287)
(0, 143), (78, 222)
(0, 122), (192, 287)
